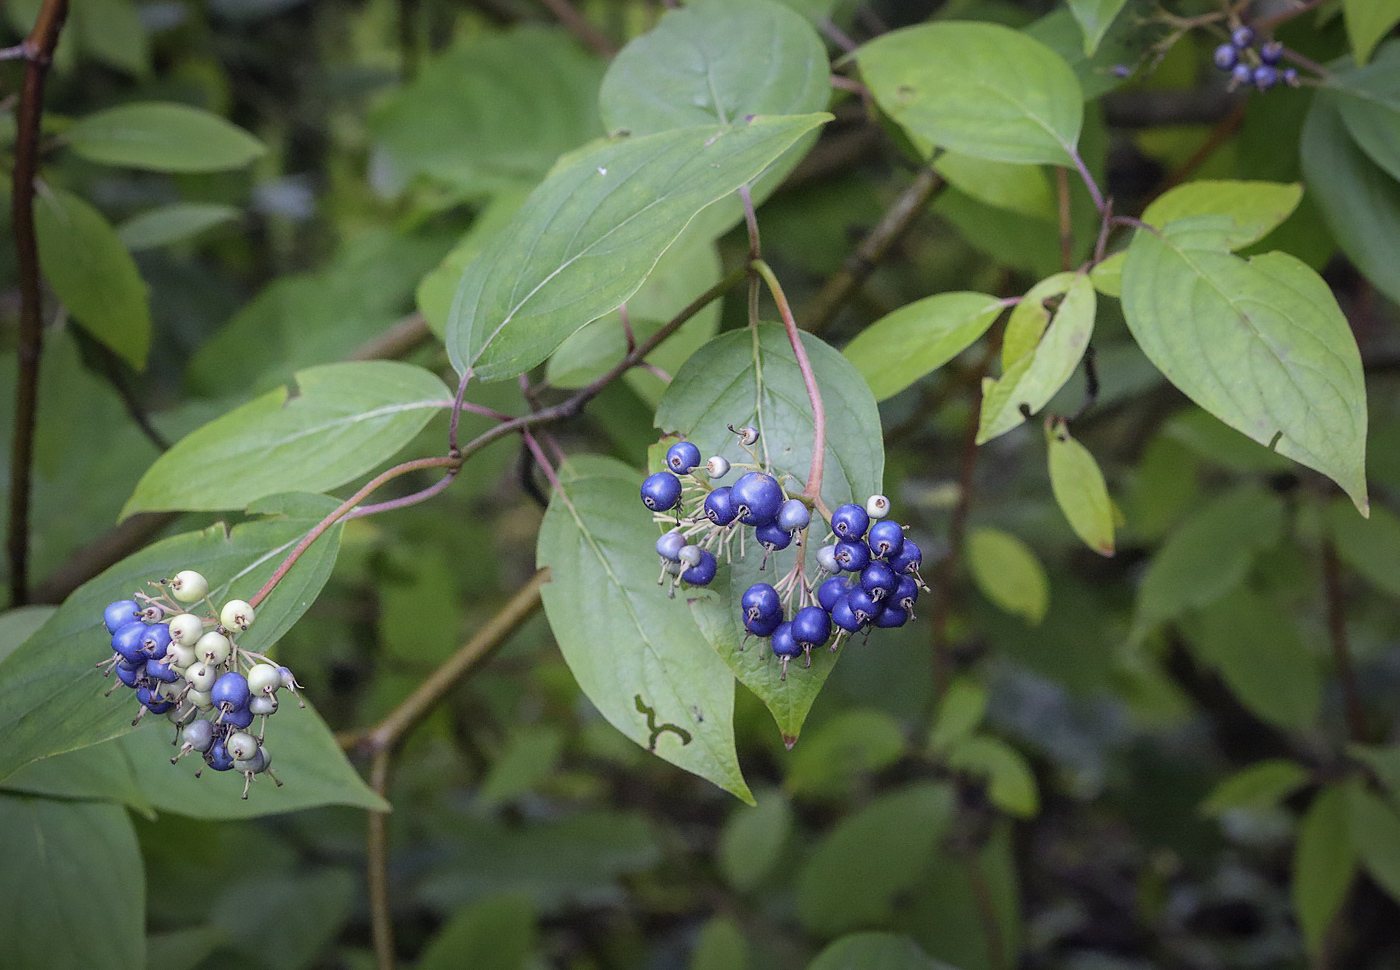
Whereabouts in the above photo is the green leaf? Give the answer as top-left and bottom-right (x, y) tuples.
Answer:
(656, 325), (883, 740)
(1327, 498), (1400, 597)
(417, 894), (535, 970)
(1140, 179), (1303, 250)
(1120, 218), (1369, 514)
(0, 495), (344, 782)
(1067, 0), (1128, 55)
(0, 606), (56, 665)
(1131, 488), (1283, 641)
(1335, 43), (1400, 181)
(536, 456), (751, 801)
(0, 734), (152, 814)
(842, 291), (1003, 402)
(808, 934), (951, 970)
(1295, 785), (1356, 955)
(1002, 272), (1073, 367)
(447, 114), (827, 382)
(478, 727), (565, 807)
(1302, 90), (1400, 304)
(977, 272), (1095, 443)
(1345, 0), (1400, 64)
(932, 152), (1056, 221)
(967, 527), (1048, 625)
(785, 710), (906, 800)
(123, 361), (450, 516)
(599, 0), (830, 134)
(1047, 420), (1115, 556)
(35, 188), (151, 369)
(858, 21), (1083, 165)
(1090, 251), (1124, 296)
(692, 916), (750, 970)
(1200, 759), (1311, 816)
(1188, 588), (1321, 729)
(1349, 745), (1400, 800)
(1345, 782), (1400, 906)
(65, 103), (265, 172)
(0, 795), (144, 970)
(796, 782), (956, 935)
(927, 676), (987, 753)
(418, 189), (530, 339)
(117, 203), (239, 251)
(1025, 7), (1145, 101)
(144, 928), (227, 970)
(209, 869), (355, 970)
(718, 790), (793, 892)
(74, 0), (149, 75)
(370, 26), (604, 195)
(946, 735), (1040, 817)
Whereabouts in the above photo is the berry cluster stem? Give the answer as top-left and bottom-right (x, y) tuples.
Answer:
(753, 259), (829, 519)
(6, 0), (69, 607)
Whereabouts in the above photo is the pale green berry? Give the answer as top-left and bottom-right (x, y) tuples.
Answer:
(196, 631), (231, 665)
(168, 613), (204, 646)
(170, 570), (209, 603)
(226, 731), (258, 762)
(185, 663), (218, 692)
(187, 688), (214, 709)
(166, 643), (197, 669)
(249, 694), (278, 716)
(219, 599), (255, 633)
(246, 664), (281, 695)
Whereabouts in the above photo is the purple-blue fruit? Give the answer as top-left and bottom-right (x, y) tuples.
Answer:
(681, 549), (718, 586)
(791, 606), (831, 646)
(641, 472), (683, 512)
(867, 520), (905, 560)
(665, 441), (701, 475)
(742, 583), (782, 620)
(704, 487), (737, 526)
(830, 503), (869, 540)
(731, 473), (783, 526)
(834, 540), (870, 572)
(755, 521), (792, 551)
(103, 599), (140, 634)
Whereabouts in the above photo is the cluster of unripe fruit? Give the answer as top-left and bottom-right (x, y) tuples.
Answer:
(1213, 26), (1298, 91)
(641, 429), (927, 679)
(98, 569), (301, 798)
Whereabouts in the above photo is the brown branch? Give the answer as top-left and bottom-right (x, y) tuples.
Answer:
(538, 0), (616, 57)
(1322, 539), (1369, 744)
(1158, 100), (1247, 193)
(345, 313), (432, 362)
(803, 167), (945, 335)
(367, 748), (394, 970)
(966, 853), (1008, 970)
(7, 0), (69, 606)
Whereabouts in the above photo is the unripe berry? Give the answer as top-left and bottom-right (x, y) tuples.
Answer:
(278, 667), (299, 691)
(734, 426), (759, 446)
(865, 494), (891, 520)
(226, 731), (258, 762)
(103, 599), (140, 634)
(249, 694), (279, 716)
(211, 672), (252, 710)
(776, 498), (810, 533)
(816, 544), (840, 574)
(665, 441), (702, 474)
(640, 471), (683, 512)
(196, 631), (231, 665)
(186, 664), (218, 692)
(166, 643), (197, 669)
(830, 504), (869, 541)
(168, 613), (204, 647)
(246, 664), (281, 696)
(235, 747), (270, 774)
(170, 570), (209, 603)
(656, 530), (686, 561)
(679, 544), (703, 567)
(219, 599), (255, 633)
(187, 688), (214, 709)
(704, 487), (738, 526)
(181, 718), (214, 752)
(705, 456), (731, 479)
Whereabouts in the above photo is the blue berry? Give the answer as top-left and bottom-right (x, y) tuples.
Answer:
(755, 521), (792, 551)
(891, 538), (923, 576)
(834, 540), (870, 572)
(666, 441), (702, 474)
(874, 605), (909, 628)
(731, 472), (783, 526)
(141, 623), (171, 659)
(656, 530), (686, 560)
(1254, 65), (1277, 90)
(681, 549), (718, 586)
(206, 741), (235, 771)
(777, 499), (811, 533)
(741, 583), (782, 620)
(830, 503), (869, 540)
(1213, 43), (1237, 71)
(641, 472), (683, 512)
(223, 707), (255, 729)
(1283, 67), (1299, 85)
(136, 686), (174, 714)
(212, 671), (251, 710)
(1231, 63), (1252, 87)
(704, 487), (737, 526)
(1231, 25), (1254, 48)
(770, 621), (801, 658)
(111, 621), (149, 664)
(791, 606), (831, 647)
(1111, 64), (1132, 79)
(895, 575), (920, 611)
(831, 596), (863, 633)
(817, 576), (851, 613)
(867, 520), (905, 560)
(146, 658), (181, 684)
(115, 664), (142, 687)
(745, 611), (782, 637)
(860, 561), (897, 601)
(848, 589), (883, 624)
(1260, 40), (1283, 65)
(103, 599), (140, 634)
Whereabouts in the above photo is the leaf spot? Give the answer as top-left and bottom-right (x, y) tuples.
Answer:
(635, 694), (692, 751)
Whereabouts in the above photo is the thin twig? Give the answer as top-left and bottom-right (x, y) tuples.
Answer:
(345, 313), (432, 362)
(1056, 167), (1073, 272)
(1322, 538), (1369, 744)
(521, 429), (564, 495)
(1159, 100), (1247, 192)
(1068, 147), (1106, 214)
(1256, 0), (1331, 30)
(966, 852), (1008, 970)
(367, 749), (394, 970)
(803, 167), (946, 334)
(753, 260), (828, 514)
(7, 0), (70, 606)
(538, 0), (617, 57)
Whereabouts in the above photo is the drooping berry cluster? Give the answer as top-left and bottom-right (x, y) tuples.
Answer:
(1213, 26), (1298, 91)
(642, 427), (927, 680)
(97, 569), (301, 798)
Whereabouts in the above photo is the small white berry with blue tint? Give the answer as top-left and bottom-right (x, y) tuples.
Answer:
(777, 498), (810, 533)
(169, 613), (204, 647)
(170, 570), (209, 603)
(187, 689), (214, 709)
(865, 494), (891, 519)
(250, 694), (279, 716)
(185, 663), (218, 692)
(679, 545), (703, 567)
(655, 530), (686, 561)
(706, 456), (731, 479)
(166, 643), (197, 670)
(247, 664), (281, 696)
(220, 599), (255, 633)
(196, 631), (231, 665)
(816, 544), (840, 574)
(226, 731), (258, 762)
(181, 718), (214, 753)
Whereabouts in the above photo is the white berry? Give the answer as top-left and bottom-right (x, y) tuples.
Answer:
(226, 731), (258, 762)
(185, 664), (218, 692)
(169, 613), (204, 646)
(706, 456), (731, 478)
(865, 494), (891, 519)
(219, 599), (255, 633)
(187, 688), (213, 709)
(170, 570), (209, 603)
(247, 664), (281, 695)
(249, 694), (278, 715)
(196, 631), (231, 665)
(679, 545), (703, 567)
(166, 643), (197, 669)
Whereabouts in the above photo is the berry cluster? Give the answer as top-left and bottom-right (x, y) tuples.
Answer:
(97, 569), (301, 798)
(1213, 26), (1298, 91)
(641, 428), (926, 680)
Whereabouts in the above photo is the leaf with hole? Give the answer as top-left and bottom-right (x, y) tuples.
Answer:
(1121, 217), (1368, 513)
